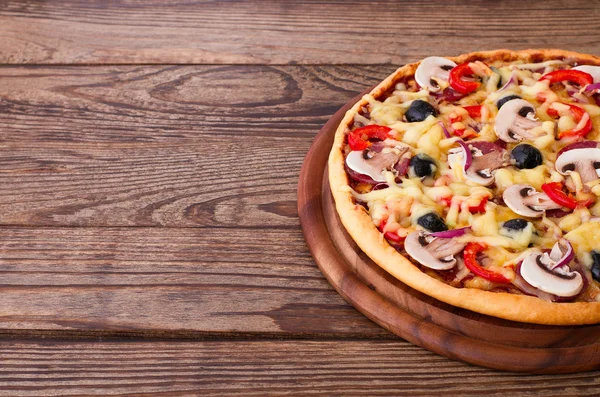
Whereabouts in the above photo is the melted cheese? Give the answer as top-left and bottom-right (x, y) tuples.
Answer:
(565, 223), (600, 268)
(343, 56), (600, 283)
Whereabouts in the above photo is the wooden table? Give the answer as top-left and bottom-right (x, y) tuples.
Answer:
(0, 0), (599, 394)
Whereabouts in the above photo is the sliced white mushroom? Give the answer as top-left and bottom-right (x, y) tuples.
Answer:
(345, 146), (408, 183)
(573, 65), (600, 83)
(554, 144), (600, 183)
(494, 99), (542, 142)
(503, 184), (562, 218)
(520, 241), (583, 297)
(404, 231), (466, 270)
(447, 143), (508, 186)
(415, 56), (457, 92)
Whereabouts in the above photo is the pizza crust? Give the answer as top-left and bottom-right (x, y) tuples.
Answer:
(329, 49), (600, 325)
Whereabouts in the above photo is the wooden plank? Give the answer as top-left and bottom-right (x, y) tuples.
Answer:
(0, 339), (598, 396)
(0, 0), (598, 65)
(0, 226), (390, 336)
(0, 65), (392, 227)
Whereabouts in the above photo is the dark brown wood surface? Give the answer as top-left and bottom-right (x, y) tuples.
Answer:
(1, 0), (600, 393)
(1, 0), (598, 65)
(1, 340), (600, 397)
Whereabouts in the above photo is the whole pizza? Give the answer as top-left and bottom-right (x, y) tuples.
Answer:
(328, 49), (600, 325)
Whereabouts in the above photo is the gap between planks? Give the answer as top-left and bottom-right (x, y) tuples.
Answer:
(0, 329), (400, 342)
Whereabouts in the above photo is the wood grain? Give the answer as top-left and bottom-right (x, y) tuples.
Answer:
(0, 65), (391, 227)
(0, 340), (598, 397)
(0, 0), (598, 65)
(0, 226), (391, 337)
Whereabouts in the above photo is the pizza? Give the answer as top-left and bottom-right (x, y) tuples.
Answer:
(328, 49), (600, 325)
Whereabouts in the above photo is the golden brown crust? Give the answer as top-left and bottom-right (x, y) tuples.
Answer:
(328, 49), (600, 325)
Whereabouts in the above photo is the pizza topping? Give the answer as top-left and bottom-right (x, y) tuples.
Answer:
(404, 231), (465, 270)
(462, 105), (482, 119)
(503, 184), (562, 217)
(448, 62), (491, 95)
(345, 146), (409, 183)
(408, 153), (437, 178)
(547, 102), (592, 140)
(510, 144), (543, 169)
(573, 65), (600, 83)
(502, 219), (529, 230)
(583, 82), (600, 95)
(430, 226), (472, 238)
(541, 182), (580, 210)
(448, 141), (509, 186)
(415, 56), (457, 92)
(499, 219), (535, 246)
(463, 242), (511, 284)
(554, 142), (600, 183)
(512, 271), (557, 301)
(405, 100), (437, 122)
(416, 212), (447, 232)
(591, 251), (600, 282)
(497, 71), (519, 92)
(540, 69), (594, 89)
(494, 99), (542, 142)
(347, 124), (393, 151)
(520, 240), (583, 297)
(496, 94), (522, 109)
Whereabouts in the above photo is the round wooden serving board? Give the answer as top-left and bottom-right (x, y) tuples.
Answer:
(297, 91), (600, 374)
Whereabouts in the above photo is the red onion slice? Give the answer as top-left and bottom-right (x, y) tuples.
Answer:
(438, 121), (451, 138)
(430, 226), (471, 238)
(584, 82), (600, 94)
(456, 140), (473, 171)
(498, 71), (517, 92)
(548, 239), (574, 270)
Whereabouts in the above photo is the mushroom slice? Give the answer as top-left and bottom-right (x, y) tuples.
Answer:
(573, 65), (600, 83)
(503, 184), (562, 218)
(447, 141), (509, 186)
(345, 145), (409, 183)
(404, 231), (466, 270)
(520, 241), (583, 297)
(554, 141), (600, 183)
(494, 99), (542, 142)
(415, 56), (457, 92)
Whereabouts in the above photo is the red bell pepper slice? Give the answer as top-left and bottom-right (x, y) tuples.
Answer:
(468, 197), (488, 214)
(449, 63), (481, 95)
(541, 182), (577, 210)
(463, 242), (511, 284)
(440, 196), (453, 207)
(378, 218), (405, 243)
(449, 113), (462, 124)
(384, 231), (405, 243)
(347, 125), (393, 151)
(541, 182), (593, 210)
(546, 102), (592, 139)
(540, 69), (593, 87)
(463, 105), (482, 119)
